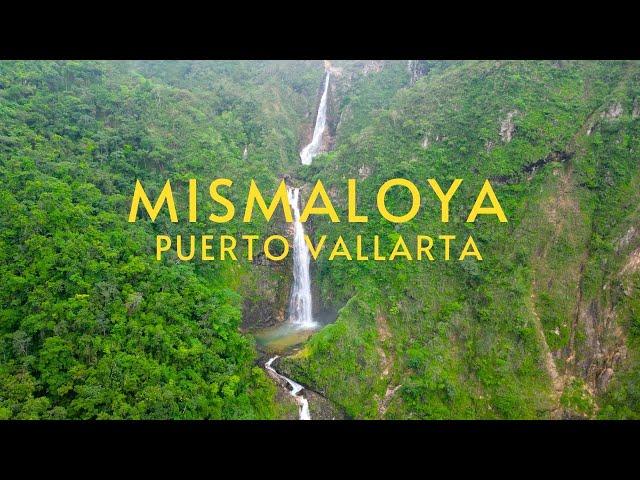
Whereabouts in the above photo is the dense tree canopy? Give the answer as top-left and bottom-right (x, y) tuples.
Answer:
(1, 60), (639, 419)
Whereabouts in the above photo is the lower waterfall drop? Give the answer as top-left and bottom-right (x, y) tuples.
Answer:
(287, 186), (316, 329)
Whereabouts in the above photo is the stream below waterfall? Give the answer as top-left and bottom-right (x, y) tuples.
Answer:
(265, 356), (311, 420)
(253, 310), (336, 419)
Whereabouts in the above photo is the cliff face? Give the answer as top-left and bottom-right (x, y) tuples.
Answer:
(241, 255), (292, 329)
(0, 60), (344, 420)
(240, 179), (332, 330)
(407, 60), (429, 84)
(243, 62), (387, 331)
(240, 188), (298, 330)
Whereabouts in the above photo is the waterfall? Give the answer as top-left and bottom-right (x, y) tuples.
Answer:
(300, 71), (330, 165)
(265, 356), (311, 420)
(288, 70), (330, 326)
(287, 186), (315, 328)
(262, 70), (330, 420)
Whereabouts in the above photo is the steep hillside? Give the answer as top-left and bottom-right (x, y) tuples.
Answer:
(280, 60), (640, 419)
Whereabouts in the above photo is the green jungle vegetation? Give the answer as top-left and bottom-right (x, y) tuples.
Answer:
(1, 60), (639, 419)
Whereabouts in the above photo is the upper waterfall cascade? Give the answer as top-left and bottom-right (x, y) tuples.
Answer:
(300, 71), (330, 165)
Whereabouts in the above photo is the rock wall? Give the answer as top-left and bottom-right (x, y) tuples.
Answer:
(240, 194), (295, 329)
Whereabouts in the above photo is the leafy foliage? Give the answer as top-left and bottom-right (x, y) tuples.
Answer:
(0, 60), (324, 418)
(1, 60), (639, 419)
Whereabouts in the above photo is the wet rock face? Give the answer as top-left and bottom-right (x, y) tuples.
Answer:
(262, 354), (346, 419)
(274, 356), (346, 419)
(616, 225), (637, 253)
(571, 290), (629, 398)
(407, 60), (429, 84)
(358, 164), (373, 180)
(420, 132), (446, 149)
(597, 368), (615, 391)
(241, 263), (290, 329)
(306, 389), (346, 419)
(324, 60), (343, 78)
(363, 60), (385, 75)
(603, 102), (623, 119)
(308, 68), (337, 157)
(500, 110), (519, 142)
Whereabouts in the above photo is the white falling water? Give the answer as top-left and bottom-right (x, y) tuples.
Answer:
(265, 356), (310, 420)
(287, 186), (315, 328)
(263, 69), (330, 420)
(300, 71), (330, 165)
